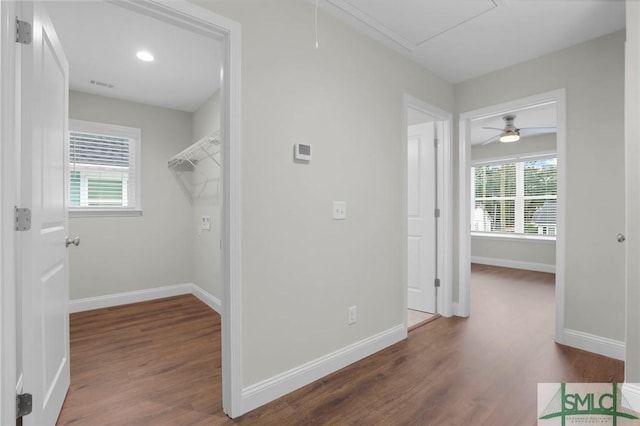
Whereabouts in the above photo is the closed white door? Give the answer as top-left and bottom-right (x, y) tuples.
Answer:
(20, 2), (71, 424)
(407, 121), (437, 313)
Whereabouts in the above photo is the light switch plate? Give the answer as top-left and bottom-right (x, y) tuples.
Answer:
(333, 201), (347, 220)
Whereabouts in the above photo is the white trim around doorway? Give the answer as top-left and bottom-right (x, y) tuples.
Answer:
(403, 95), (453, 321)
(457, 89), (567, 345)
(0, 2), (19, 424)
(0, 0), (244, 420)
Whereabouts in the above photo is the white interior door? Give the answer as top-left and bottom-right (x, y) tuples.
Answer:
(407, 120), (437, 313)
(20, 2), (70, 424)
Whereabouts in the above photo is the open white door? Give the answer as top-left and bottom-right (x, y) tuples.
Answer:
(19, 2), (70, 424)
(407, 120), (437, 313)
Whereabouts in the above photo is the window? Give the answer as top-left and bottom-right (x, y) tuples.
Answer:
(472, 156), (556, 237)
(69, 119), (142, 216)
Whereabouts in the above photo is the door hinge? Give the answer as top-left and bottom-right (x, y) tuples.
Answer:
(15, 207), (31, 231)
(434, 208), (441, 218)
(434, 278), (441, 288)
(16, 19), (32, 45)
(16, 393), (32, 418)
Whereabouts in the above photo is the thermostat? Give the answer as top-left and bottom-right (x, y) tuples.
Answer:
(294, 143), (312, 161)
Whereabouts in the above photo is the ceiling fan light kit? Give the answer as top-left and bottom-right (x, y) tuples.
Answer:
(500, 131), (520, 143)
(480, 113), (555, 145)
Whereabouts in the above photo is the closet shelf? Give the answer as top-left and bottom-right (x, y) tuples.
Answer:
(168, 130), (221, 168)
(168, 130), (221, 202)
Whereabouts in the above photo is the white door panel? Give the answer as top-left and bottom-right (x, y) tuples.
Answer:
(21, 2), (70, 424)
(407, 122), (436, 313)
(407, 237), (422, 291)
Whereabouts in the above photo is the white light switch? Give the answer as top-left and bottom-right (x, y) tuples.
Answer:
(201, 215), (211, 231)
(333, 201), (347, 220)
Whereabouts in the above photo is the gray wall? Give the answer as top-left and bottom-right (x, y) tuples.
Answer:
(193, 0), (454, 386)
(68, 91), (193, 299)
(625, 0), (640, 381)
(191, 91), (222, 298)
(455, 31), (626, 341)
(66, 0), (625, 397)
(471, 133), (556, 162)
(471, 236), (556, 269)
(471, 133), (557, 269)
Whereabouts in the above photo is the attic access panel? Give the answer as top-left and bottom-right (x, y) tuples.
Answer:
(330, 0), (498, 50)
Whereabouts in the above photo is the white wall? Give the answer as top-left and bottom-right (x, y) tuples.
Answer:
(191, 91), (222, 298)
(68, 91), (194, 299)
(471, 133), (557, 271)
(191, 0), (454, 387)
(455, 31), (626, 342)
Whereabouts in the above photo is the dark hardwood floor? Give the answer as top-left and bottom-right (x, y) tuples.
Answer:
(58, 265), (623, 425)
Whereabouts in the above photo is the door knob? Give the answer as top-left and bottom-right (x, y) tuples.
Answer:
(65, 237), (80, 247)
(617, 234), (626, 243)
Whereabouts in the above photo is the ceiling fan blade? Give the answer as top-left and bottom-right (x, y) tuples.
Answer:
(519, 127), (557, 136)
(480, 134), (501, 146)
(481, 126), (504, 131)
(519, 126), (556, 131)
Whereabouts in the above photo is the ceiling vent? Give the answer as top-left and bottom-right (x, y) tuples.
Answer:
(90, 80), (114, 89)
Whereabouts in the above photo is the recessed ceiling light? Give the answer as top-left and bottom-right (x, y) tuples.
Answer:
(136, 51), (154, 62)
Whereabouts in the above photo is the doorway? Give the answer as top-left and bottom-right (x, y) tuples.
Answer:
(458, 89), (566, 343)
(404, 95), (453, 329)
(1, 0), (243, 422)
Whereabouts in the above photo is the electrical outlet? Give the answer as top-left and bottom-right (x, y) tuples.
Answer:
(201, 215), (211, 231)
(333, 201), (347, 220)
(348, 305), (357, 325)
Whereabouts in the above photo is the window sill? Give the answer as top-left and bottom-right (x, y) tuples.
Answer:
(70, 209), (143, 218)
(471, 232), (555, 243)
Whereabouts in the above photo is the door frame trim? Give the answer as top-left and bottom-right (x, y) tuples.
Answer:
(403, 95), (453, 320)
(457, 89), (566, 344)
(0, 1), (19, 424)
(0, 0), (245, 419)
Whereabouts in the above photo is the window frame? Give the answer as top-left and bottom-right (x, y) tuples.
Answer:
(471, 152), (557, 241)
(68, 119), (142, 217)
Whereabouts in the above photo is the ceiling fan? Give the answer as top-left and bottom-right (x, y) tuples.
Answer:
(480, 114), (556, 145)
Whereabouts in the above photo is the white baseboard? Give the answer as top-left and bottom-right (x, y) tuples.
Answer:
(471, 256), (555, 273)
(562, 328), (625, 361)
(69, 283), (193, 313)
(622, 383), (640, 411)
(452, 302), (461, 317)
(241, 324), (407, 414)
(191, 284), (222, 314)
(69, 283), (222, 314)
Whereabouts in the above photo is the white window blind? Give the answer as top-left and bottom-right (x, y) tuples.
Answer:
(472, 156), (556, 236)
(69, 120), (142, 216)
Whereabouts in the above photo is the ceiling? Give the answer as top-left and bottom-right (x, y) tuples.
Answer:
(470, 101), (557, 145)
(47, 1), (222, 113)
(44, 1), (625, 112)
(321, 0), (626, 83)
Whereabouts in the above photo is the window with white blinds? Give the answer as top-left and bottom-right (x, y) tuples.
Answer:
(472, 156), (557, 236)
(69, 119), (142, 216)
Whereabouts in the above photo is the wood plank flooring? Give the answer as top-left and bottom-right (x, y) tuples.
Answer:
(56, 296), (226, 425)
(58, 266), (624, 425)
